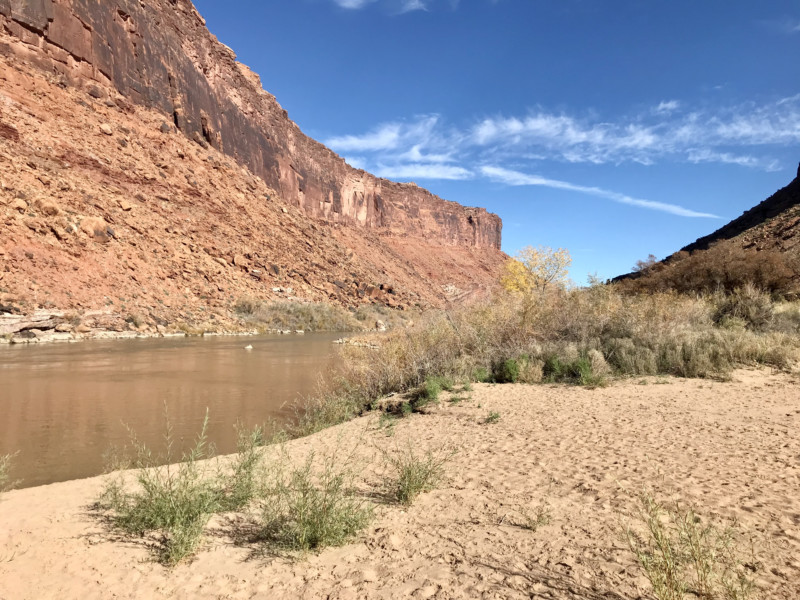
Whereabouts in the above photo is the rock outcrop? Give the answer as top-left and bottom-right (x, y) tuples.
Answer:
(613, 171), (800, 282)
(0, 6), (507, 332)
(679, 174), (800, 254)
(0, 0), (501, 249)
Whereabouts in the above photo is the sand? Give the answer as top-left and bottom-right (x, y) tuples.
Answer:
(1, 369), (799, 599)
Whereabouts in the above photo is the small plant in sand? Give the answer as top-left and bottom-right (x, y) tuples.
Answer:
(411, 375), (454, 412)
(381, 441), (456, 505)
(218, 424), (268, 512)
(625, 490), (758, 600)
(0, 453), (16, 493)
(514, 501), (552, 532)
(99, 412), (267, 566)
(99, 412), (222, 566)
(259, 448), (372, 552)
(484, 411), (501, 424)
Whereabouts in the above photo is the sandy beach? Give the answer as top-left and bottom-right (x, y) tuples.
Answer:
(1, 369), (798, 599)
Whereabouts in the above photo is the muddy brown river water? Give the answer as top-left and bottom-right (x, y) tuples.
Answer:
(0, 334), (344, 488)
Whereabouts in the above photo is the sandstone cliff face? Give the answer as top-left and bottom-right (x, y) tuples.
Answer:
(0, 19), (507, 334)
(0, 0), (501, 249)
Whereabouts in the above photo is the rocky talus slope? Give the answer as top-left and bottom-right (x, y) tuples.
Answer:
(613, 171), (800, 283)
(680, 169), (800, 255)
(0, 1), (506, 341)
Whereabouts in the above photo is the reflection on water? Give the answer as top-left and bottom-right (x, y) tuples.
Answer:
(0, 334), (343, 488)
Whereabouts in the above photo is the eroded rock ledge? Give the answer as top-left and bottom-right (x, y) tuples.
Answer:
(0, 0), (501, 249)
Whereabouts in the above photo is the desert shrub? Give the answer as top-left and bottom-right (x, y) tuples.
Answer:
(260, 450), (372, 552)
(218, 424), (267, 512)
(493, 358), (520, 383)
(542, 353), (607, 387)
(625, 490), (758, 600)
(473, 366), (492, 383)
(286, 287), (799, 436)
(409, 375), (454, 412)
(381, 443), (455, 505)
(772, 302), (800, 334)
(517, 356), (545, 383)
(619, 243), (800, 297)
(235, 300), (363, 332)
(713, 285), (774, 331)
(99, 413), (221, 566)
(99, 415), (267, 565)
(0, 453), (16, 493)
(606, 338), (659, 375)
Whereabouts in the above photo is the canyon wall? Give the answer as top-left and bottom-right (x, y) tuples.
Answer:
(0, 0), (501, 249)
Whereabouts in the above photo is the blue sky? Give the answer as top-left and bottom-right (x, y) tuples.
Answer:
(193, 0), (800, 281)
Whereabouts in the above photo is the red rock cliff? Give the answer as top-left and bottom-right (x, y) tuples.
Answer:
(0, 0), (502, 249)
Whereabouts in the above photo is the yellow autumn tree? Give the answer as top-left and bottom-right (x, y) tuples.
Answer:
(501, 245), (572, 295)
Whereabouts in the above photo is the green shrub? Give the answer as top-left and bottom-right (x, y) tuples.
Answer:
(542, 353), (607, 387)
(484, 411), (501, 424)
(99, 413), (220, 566)
(0, 453), (16, 493)
(473, 367), (492, 383)
(493, 358), (520, 383)
(218, 424), (267, 512)
(411, 376), (453, 411)
(381, 443), (455, 505)
(625, 490), (758, 600)
(260, 450), (372, 552)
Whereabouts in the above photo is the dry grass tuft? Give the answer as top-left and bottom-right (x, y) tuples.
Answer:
(380, 442), (456, 505)
(625, 490), (759, 600)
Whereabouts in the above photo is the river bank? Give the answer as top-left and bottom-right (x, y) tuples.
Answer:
(1, 370), (798, 599)
(0, 308), (326, 345)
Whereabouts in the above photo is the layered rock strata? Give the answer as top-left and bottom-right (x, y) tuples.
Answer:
(0, 0), (501, 249)
(0, 44), (507, 336)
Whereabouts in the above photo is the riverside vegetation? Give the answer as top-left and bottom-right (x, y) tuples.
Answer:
(92, 244), (797, 598)
(0, 454), (14, 493)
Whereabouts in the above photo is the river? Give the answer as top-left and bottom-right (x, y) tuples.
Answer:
(0, 334), (344, 489)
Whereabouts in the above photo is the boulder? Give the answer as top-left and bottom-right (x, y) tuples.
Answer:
(99, 124), (113, 136)
(80, 217), (113, 243)
(40, 201), (61, 216)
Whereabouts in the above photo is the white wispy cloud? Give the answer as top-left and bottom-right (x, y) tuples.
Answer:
(686, 149), (780, 171)
(329, 0), (462, 11)
(470, 95), (800, 165)
(331, 0), (375, 8)
(324, 95), (799, 218)
(326, 124), (402, 152)
(326, 115), (442, 152)
(480, 166), (719, 218)
(375, 163), (473, 180)
(781, 19), (800, 33)
(655, 100), (680, 114)
(399, 0), (427, 12)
